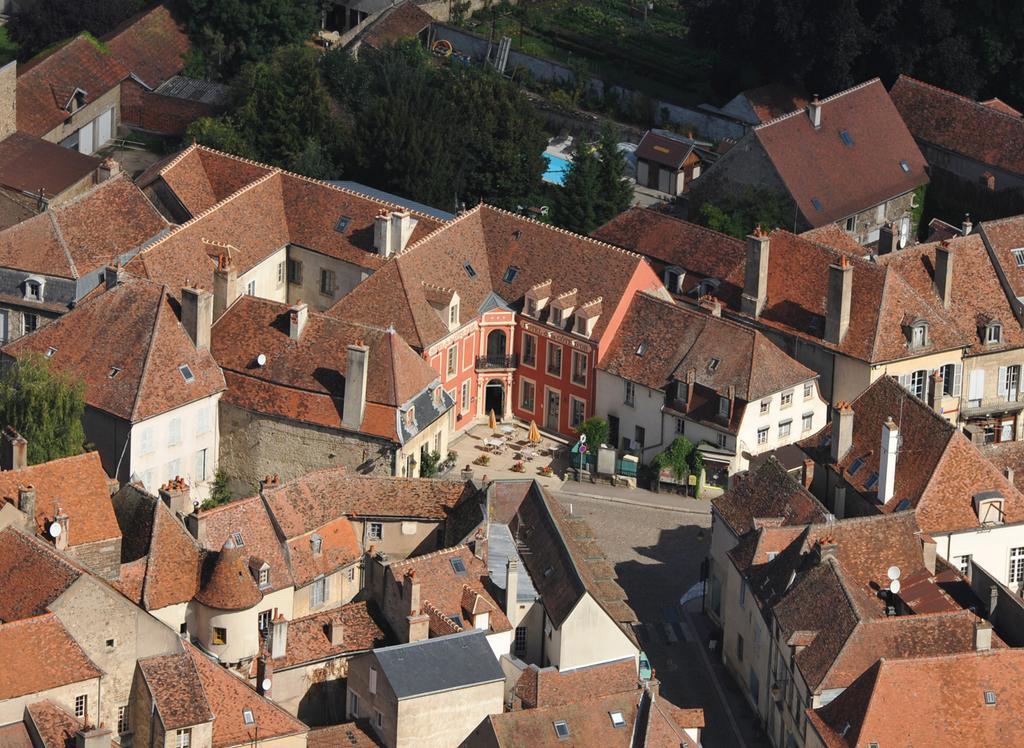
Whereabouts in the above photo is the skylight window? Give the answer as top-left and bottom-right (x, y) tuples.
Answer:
(864, 472), (879, 490)
(895, 499), (911, 511)
(334, 215), (351, 233)
(985, 690), (997, 705)
(503, 266), (520, 283)
(636, 343), (647, 356)
(708, 358), (720, 373)
(179, 364), (195, 383)
(848, 457), (865, 475)
(839, 129), (854, 146)
(450, 557), (466, 575)
(1012, 248), (1024, 268)
(231, 531), (244, 546)
(553, 720), (570, 739)
(464, 262), (477, 278)
(108, 367), (122, 379)
(243, 709), (255, 726)
(900, 160), (910, 173)
(609, 711), (626, 728)
(45, 347), (57, 358)
(811, 197), (823, 211)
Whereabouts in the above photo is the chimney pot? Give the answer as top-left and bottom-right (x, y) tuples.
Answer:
(342, 343), (369, 431)
(213, 256), (238, 320)
(974, 620), (993, 651)
(830, 402), (854, 463)
(962, 213), (973, 236)
(180, 287), (213, 351)
(808, 95), (822, 128)
(741, 229), (770, 318)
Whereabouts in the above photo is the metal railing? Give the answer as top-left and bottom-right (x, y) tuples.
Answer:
(476, 354), (518, 370)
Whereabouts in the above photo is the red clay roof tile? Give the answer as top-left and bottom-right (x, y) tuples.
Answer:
(0, 527), (81, 621)
(103, 4), (190, 90)
(0, 614), (100, 700)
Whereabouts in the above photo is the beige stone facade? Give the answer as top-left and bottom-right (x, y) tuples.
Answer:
(40, 85), (121, 154)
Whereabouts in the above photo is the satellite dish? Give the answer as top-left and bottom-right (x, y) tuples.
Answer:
(256, 353), (267, 367)
(887, 565), (901, 581)
(889, 578), (902, 595)
(261, 678), (272, 692)
(48, 522), (61, 538)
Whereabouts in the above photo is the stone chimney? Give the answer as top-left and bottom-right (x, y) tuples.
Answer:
(740, 227), (770, 318)
(830, 402), (854, 463)
(342, 342), (369, 431)
(974, 620), (993, 651)
(928, 370), (943, 414)
(816, 535), (837, 563)
(802, 458), (815, 490)
(180, 287), (213, 351)
(75, 728), (112, 748)
(877, 222), (895, 255)
(329, 617), (344, 646)
(270, 615), (288, 659)
(470, 528), (488, 562)
(878, 416), (900, 503)
(288, 301), (308, 340)
(97, 157), (120, 182)
(18, 484), (35, 523)
(935, 241), (953, 309)
(256, 652), (273, 697)
(213, 254), (238, 320)
(505, 558), (519, 626)
(825, 256), (853, 344)
(159, 477), (192, 516)
(105, 263), (125, 290)
(54, 506), (70, 551)
(373, 210), (394, 257)
(807, 94), (822, 128)
(962, 213), (973, 236)
(403, 569), (421, 615)
(1, 426), (27, 470)
(185, 511), (207, 547)
(919, 532), (937, 575)
(390, 210), (413, 254)
(1005, 466), (1015, 484)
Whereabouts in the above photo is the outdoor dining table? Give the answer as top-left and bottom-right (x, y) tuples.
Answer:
(500, 425), (516, 435)
(484, 437), (505, 449)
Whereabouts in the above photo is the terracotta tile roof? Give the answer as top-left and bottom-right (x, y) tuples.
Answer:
(285, 515), (360, 588)
(979, 441), (1024, 493)
(359, 1), (433, 50)
(16, 35), (129, 137)
(635, 131), (695, 170)
(103, 4), (190, 90)
(185, 643), (307, 747)
(489, 481), (636, 630)
(0, 451), (119, 546)
(0, 527), (81, 621)
(389, 545), (511, 635)
(25, 700), (82, 748)
(330, 204), (657, 349)
(808, 650), (1024, 747)
(211, 295), (443, 440)
(599, 293), (816, 425)
(751, 79), (927, 226)
(799, 223), (871, 256)
(195, 495), (291, 596)
(799, 375), (1024, 533)
(514, 659), (639, 709)
(262, 468), (477, 534)
(712, 457), (828, 537)
(0, 614), (100, 699)
(307, 722), (381, 748)
(978, 214), (1024, 299)
(265, 600), (389, 670)
(3, 275), (226, 422)
(112, 557), (146, 604)
(0, 132), (99, 197)
(194, 535), (263, 610)
(0, 722), (33, 747)
(890, 74), (1024, 176)
(592, 207), (746, 303)
(138, 650), (215, 730)
(738, 82), (810, 123)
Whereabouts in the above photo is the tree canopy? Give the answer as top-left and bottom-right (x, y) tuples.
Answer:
(553, 128), (632, 234)
(694, 187), (795, 239)
(0, 354), (85, 464)
(8, 0), (142, 59)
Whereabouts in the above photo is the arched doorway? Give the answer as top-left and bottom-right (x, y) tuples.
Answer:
(486, 329), (507, 365)
(484, 379), (505, 421)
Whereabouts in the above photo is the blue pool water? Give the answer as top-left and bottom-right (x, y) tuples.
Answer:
(543, 153), (571, 185)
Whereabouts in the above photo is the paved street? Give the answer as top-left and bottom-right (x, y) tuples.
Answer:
(553, 491), (770, 748)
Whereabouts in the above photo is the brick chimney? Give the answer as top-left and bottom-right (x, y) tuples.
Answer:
(740, 226), (770, 318)
(105, 263), (125, 290)
(18, 484), (35, 523)
(159, 476), (192, 515)
(802, 458), (814, 490)
(373, 210), (394, 257)
(403, 569), (421, 615)
(53, 506), (70, 551)
(256, 652), (274, 697)
(825, 256), (853, 344)
(213, 253), (238, 319)
(342, 342), (369, 431)
(288, 301), (308, 340)
(935, 241), (953, 309)
(270, 615), (289, 659)
(1, 426), (27, 470)
(830, 402), (854, 463)
(470, 528), (488, 562)
(180, 287), (213, 351)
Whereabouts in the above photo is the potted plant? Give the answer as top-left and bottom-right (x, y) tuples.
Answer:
(474, 454), (491, 467)
(511, 461), (526, 473)
(540, 465), (554, 477)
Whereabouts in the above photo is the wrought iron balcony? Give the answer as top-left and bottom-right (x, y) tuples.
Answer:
(476, 354), (518, 370)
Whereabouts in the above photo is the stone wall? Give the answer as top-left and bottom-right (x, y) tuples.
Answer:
(218, 402), (396, 496)
(0, 61), (15, 141)
(120, 80), (221, 136)
(686, 132), (791, 220)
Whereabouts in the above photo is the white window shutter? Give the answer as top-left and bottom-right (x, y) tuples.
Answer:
(899, 373), (910, 391)
(998, 367), (1008, 397)
(952, 364), (962, 397)
(969, 370), (985, 401)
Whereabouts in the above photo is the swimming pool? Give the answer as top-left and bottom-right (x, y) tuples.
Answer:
(543, 153), (571, 186)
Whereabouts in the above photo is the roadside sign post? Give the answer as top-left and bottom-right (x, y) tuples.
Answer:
(576, 434), (587, 482)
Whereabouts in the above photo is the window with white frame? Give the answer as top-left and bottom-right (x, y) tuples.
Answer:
(117, 705), (129, 734)
(194, 449), (207, 483)
(258, 609), (272, 632)
(910, 321), (928, 348)
(780, 390), (793, 409)
(311, 577), (327, 607)
(349, 692), (360, 718)
(258, 567), (270, 587)
(461, 380), (471, 415)
(175, 729), (192, 748)
(779, 420), (792, 438)
(802, 412), (814, 432)
(446, 346), (457, 376)
(1013, 248), (1024, 267)
(757, 426), (769, 445)
(547, 342), (562, 376)
(954, 554), (972, 575)
(759, 399), (769, 415)
(277, 261), (285, 286)
(718, 397), (730, 418)
(246, 280), (256, 296)
(1011, 547), (1024, 584)
(717, 432), (727, 448)
(140, 427), (155, 455)
(196, 406), (211, 435)
(74, 694), (87, 719)
(987, 321), (1003, 345)
(522, 333), (537, 366)
(571, 350), (587, 386)
(167, 417), (182, 446)
(624, 380), (635, 407)
(24, 279), (42, 301)
(521, 379), (535, 412)
(910, 369), (927, 399)
(368, 522), (383, 541)
(940, 363), (961, 397)
(803, 382), (814, 400)
(675, 417), (685, 435)
(449, 302), (459, 327)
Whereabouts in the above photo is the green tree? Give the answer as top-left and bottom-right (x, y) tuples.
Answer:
(9, 0), (141, 59)
(552, 143), (603, 233)
(695, 187), (795, 239)
(419, 446), (442, 478)
(185, 116), (253, 158)
(575, 417), (610, 448)
(594, 127), (633, 223)
(199, 470), (233, 510)
(0, 354), (85, 464)
(652, 437), (703, 483)
(183, 0), (318, 79)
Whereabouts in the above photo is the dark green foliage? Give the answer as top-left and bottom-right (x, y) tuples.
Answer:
(575, 417), (610, 449)
(8, 0), (141, 59)
(182, 0), (318, 79)
(185, 116), (254, 158)
(595, 128), (633, 222)
(695, 187), (795, 239)
(652, 437), (703, 483)
(551, 143), (602, 233)
(199, 469), (233, 510)
(0, 28), (20, 66)
(0, 354), (85, 464)
(419, 447), (442, 478)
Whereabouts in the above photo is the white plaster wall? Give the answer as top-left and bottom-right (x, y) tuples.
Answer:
(237, 247), (289, 304)
(194, 587), (293, 663)
(287, 247), (370, 311)
(485, 628), (514, 660)
(130, 393), (222, 501)
(735, 378), (827, 472)
(547, 594), (638, 672)
(937, 522), (1024, 588)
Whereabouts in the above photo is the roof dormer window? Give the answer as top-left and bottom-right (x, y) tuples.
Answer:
(909, 320), (929, 349)
(23, 278), (43, 302)
(311, 533), (323, 555)
(973, 491), (1005, 525)
(1012, 248), (1024, 268)
(718, 396), (730, 419)
(664, 267), (685, 294)
(986, 320), (1003, 345)
(404, 407), (416, 429)
(449, 301), (459, 328)
(258, 567), (270, 587)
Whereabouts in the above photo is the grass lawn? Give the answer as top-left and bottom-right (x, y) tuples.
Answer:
(463, 0), (715, 106)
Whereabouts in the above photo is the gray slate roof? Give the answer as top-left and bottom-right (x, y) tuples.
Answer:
(373, 630), (504, 699)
